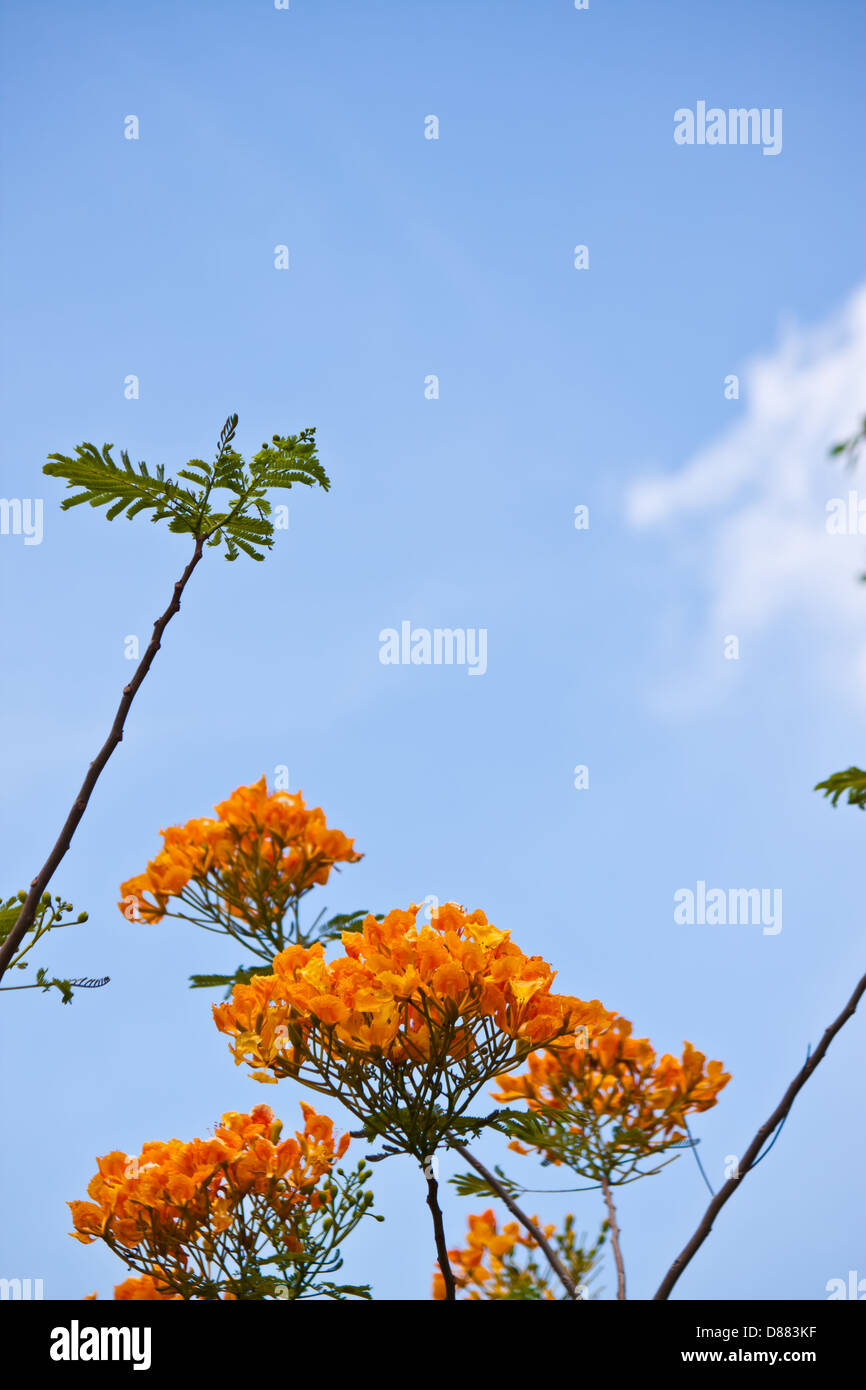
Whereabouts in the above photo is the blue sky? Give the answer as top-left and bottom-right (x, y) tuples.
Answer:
(1, 0), (865, 1301)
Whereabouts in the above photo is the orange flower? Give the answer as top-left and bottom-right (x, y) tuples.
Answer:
(117, 777), (361, 930)
(433, 1209), (563, 1301)
(493, 1017), (730, 1175)
(68, 1103), (354, 1299)
(213, 902), (614, 1158)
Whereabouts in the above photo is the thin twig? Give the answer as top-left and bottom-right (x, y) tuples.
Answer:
(0, 536), (206, 983)
(748, 1045), (810, 1172)
(600, 1175), (626, 1300)
(451, 1141), (580, 1301)
(654, 966), (866, 1300)
(683, 1117), (715, 1197)
(426, 1170), (456, 1301)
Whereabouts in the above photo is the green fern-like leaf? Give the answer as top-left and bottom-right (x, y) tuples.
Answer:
(43, 442), (197, 525)
(488, 1109), (555, 1148)
(189, 964), (264, 998)
(829, 415), (866, 468)
(43, 416), (330, 561)
(317, 909), (383, 944)
(0, 896), (22, 943)
(449, 1165), (524, 1200)
(814, 766), (866, 809)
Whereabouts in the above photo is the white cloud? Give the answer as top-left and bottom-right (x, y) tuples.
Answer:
(625, 285), (866, 711)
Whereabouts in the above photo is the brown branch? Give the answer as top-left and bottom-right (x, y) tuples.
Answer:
(0, 536), (206, 984)
(600, 1175), (626, 1300)
(451, 1141), (581, 1301)
(425, 1169), (456, 1301)
(654, 964), (866, 1299)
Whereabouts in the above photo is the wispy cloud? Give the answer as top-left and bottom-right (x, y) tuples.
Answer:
(625, 285), (866, 713)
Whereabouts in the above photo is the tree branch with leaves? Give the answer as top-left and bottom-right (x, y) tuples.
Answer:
(0, 891), (102, 1003)
(0, 415), (330, 987)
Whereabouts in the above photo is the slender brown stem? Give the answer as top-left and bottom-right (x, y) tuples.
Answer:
(654, 965), (866, 1300)
(451, 1141), (580, 1301)
(426, 1170), (456, 1301)
(0, 536), (206, 984)
(600, 1175), (626, 1300)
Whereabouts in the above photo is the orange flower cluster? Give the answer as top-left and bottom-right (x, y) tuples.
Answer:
(433, 1209), (557, 1300)
(494, 1017), (730, 1151)
(214, 903), (612, 1078)
(118, 778), (361, 926)
(69, 1103), (349, 1256)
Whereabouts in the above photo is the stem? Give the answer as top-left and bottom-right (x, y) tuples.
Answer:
(0, 983), (56, 991)
(0, 536), (206, 984)
(451, 1142), (580, 1301)
(653, 965), (866, 1299)
(600, 1175), (626, 1300)
(425, 1171), (455, 1301)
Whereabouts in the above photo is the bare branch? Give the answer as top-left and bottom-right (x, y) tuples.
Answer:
(451, 1141), (581, 1301)
(653, 965), (866, 1299)
(426, 1170), (456, 1301)
(601, 1175), (626, 1300)
(0, 537), (205, 983)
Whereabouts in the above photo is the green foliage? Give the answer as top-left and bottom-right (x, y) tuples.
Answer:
(554, 1214), (607, 1301)
(488, 1103), (682, 1188)
(486, 1107), (555, 1151)
(814, 766), (866, 809)
(449, 1163), (525, 1201)
(251, 1159), (383, 1302)
(100, 1156), (381, 1301)
(43, 414), (330, 561)
(487, 1214), (605, 1301)
(189, 964), (265, 999)
(0, 895), (24, 944)
(26, 969), (109, 1005)
(186, 909), (385, 997)
(315, 909), (384, 944)
(37, 968), (76, 1004)
(351, 1107), (505, 1167)
(443, 1197), (606, 1301)
(829, 416), (866, 468)
(0, 891), (97, 1002)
